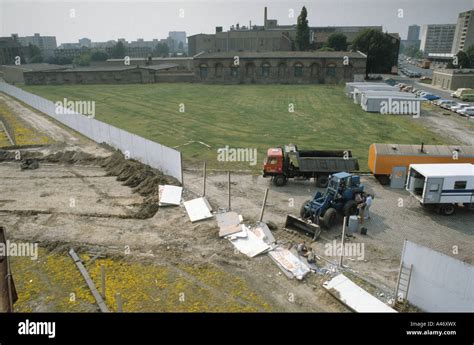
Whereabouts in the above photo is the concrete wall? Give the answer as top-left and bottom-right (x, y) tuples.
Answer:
(193, 57), (366, 84)
(402, 240), (474, 312)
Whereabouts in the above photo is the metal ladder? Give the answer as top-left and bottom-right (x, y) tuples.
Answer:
(394, 263), (413, 312)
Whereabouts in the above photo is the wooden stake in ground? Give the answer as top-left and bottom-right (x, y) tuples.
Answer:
(228, 171), (231, 210)
(116, 293), (123, 312)
(202, 162), (207, 197)
(339, 217), (347, 268)
(259, 188), (269, 222)
(101, 264), (106, 300)
(0, 226), (18, 312)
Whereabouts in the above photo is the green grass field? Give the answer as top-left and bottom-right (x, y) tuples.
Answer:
(21, 83), (449, 171)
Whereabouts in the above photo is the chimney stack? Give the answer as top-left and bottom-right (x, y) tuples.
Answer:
(264, 7), (267, 28)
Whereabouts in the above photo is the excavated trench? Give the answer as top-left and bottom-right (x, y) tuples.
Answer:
(0, 149), (180, 219)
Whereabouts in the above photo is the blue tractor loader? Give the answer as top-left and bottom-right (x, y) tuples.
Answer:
(285, 172), (364, 235)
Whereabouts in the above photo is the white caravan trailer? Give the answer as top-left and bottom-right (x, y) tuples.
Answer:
(361, 93), (421, 115)
(352, 85), (399, 104)
(406, 163), (474, 215)
(345, 82), (385, 97)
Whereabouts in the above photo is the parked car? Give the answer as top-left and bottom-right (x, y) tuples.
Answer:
(422, 94), (440, 101)
(460, 94), (474, 102)
(411, 88), (419, 93)
(436, 100), (458, 109)
(402, 86), (413, 92)
(450, 103), (470, 112)
(415, 90), (425, 96)
(457, 107), (474, 117)
(451, 88), (474, 98)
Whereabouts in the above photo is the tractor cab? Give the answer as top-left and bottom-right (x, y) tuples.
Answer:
(263, 148), (284, 175)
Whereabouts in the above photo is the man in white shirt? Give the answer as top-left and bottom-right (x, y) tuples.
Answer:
(365, 194), (373, 219)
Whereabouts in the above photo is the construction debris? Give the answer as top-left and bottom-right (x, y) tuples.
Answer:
(323, 274), (397, 313)
(227, 225), (270, 258)
(183, 197), (213, 222)
(158, 185), (183, 206)
(68, 248), (109, 313)
(20, 159), (39, 170)
(268, 247), (311, 280)
(216, 211), (243, 237)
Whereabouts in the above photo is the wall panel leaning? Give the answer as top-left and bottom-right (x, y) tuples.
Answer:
(402, 240), (474, 312)
(0, 82), (183, 183)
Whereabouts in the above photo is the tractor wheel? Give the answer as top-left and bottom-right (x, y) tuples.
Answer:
(322, 208), (337, 229)
(316, 175), (329, 188)
(343, 200), (358, 217)
(439, 204), (456, 216)
(300, 199), (311, 218)
(273, 175), (287, 187)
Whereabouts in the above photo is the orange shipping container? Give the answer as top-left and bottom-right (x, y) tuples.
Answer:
(368, 143), (474, 185)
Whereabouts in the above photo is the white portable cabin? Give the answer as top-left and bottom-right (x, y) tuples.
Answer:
(352, 84), (400, 104)
(360, 92), (421, 115)
(406, 163), (474, 206)
(345, 82), (386, 97)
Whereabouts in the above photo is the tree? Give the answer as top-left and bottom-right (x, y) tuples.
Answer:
(454, 51), (470, 68)
(295, 6), (310, 51)
(73, 53), (91, 66)
(154, 42), (169, 57)
(90, 50), (109, 61)
(404, 44), (422, 58)
(466, 44), (474, 66)
(317, 46), (335, 52)
(352, 29), (398, 78)
(326, 33), (348, 51)
(110, 41), (126, 59)
(27, 43), (43, 63)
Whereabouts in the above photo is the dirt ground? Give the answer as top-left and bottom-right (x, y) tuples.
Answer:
(0, 92), (473, 313)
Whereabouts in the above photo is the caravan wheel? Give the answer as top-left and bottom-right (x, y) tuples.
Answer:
(439, 204), (456, 216)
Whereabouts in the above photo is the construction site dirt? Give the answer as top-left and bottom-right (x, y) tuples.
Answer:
(0, 92), (472, 313)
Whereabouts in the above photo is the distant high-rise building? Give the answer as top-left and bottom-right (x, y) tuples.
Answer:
(78, 38), (91, 48)
(420, 24), (456, 56)
(401, 24), (421, 50)
(168, 31), (186, 46)
(451, 10), (474, 54)
(12, 33), (57, 58)
(407, 25), (420, 41)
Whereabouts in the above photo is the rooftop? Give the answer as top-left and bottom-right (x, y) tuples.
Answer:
(410, 163), (474, 177)
(195, 51), (367, 59)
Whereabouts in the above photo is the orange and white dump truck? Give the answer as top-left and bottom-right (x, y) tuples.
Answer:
(368, 143), (474, 186)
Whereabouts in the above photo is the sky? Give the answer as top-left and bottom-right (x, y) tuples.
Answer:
(0, 0), (473, 44)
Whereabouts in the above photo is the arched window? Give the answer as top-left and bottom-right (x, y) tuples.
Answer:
(294, 63), (303, 77)
(326, 63), (336, 77)
(230, 66), (239, 77)
(261, 63), (271, 77)
(310, 63), (320, 77)
(215, 63), (223, 77)
(199, 64), (208, 79)
(246, 63), (255, 77)
(278, 63), (288, 78)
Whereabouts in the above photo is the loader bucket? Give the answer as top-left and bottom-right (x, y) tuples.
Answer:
(284, 215), (321, 240)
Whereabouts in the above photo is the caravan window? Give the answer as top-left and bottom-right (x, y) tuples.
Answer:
(429, 184), (439, 192)
(454, 181), (467, 189)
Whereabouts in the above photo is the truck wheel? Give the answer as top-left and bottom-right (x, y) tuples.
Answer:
(376, 175), (390, 185)
(343, 200), (357, 217)
(300, 199), (311, 218)
(439, 204), (455, 216)
(316, 175), (329, 188)
(273, 175), (287, 187)
(322, 208), (337, 229)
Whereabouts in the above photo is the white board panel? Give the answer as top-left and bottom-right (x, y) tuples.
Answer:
(402, 240), (474, 312)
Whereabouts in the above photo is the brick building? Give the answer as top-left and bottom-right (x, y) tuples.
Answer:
(193, 51), (366, 84)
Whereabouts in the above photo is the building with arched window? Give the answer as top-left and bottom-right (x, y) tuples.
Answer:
(193, 51), (366, 84)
